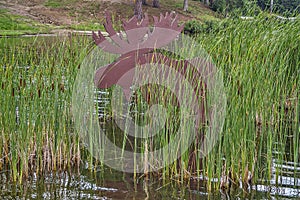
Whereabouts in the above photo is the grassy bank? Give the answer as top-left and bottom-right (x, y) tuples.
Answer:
(0, 13), (299, 192)
(0, 0), (218, 36)
(0, 8), (51, 36)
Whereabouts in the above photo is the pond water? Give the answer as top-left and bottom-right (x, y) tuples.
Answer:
(0, 163), (299, 199)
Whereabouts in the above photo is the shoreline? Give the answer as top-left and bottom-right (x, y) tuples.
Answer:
(0, 29), (109, 38)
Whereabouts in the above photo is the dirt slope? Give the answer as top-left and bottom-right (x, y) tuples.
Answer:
(0, 0), (217, 28)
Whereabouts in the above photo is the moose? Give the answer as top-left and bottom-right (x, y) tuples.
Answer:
(92, 12), (210, 173)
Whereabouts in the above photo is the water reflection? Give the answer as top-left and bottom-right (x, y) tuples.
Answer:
(0, 167), (299, 199)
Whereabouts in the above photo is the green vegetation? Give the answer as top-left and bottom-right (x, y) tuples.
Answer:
(207, 0), (300, 16)
(184, 19), (223, 35)
(1, 13), (299, 192)
(0, 9), (50, 36)
(257, 0), (300, 14)
(68, 22), (104, 31)
(0, 2), (299, 195)
(44, 0), (79, 8)
(197, 13), (299, 190)
(161, 0), (219, 20)
(0, 35), (94, 182)
(84, 12), (299, 192)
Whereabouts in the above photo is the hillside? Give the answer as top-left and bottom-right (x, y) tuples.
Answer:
(0, 0), (219, 35)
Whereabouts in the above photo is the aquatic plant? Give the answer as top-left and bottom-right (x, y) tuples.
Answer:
(0, 13), (299, 194)
(196, 13), (299, 191)
(0, 35), (93, 182)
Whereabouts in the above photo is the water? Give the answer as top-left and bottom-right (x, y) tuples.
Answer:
(0, 165), (299, 199)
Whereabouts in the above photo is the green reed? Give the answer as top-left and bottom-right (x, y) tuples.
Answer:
(95, 13), (298, 190)
(104, 14), (299, 191)
(0, 35), (93, 182)
(0, 13), (299, 192)
(195, 13), (299, 190)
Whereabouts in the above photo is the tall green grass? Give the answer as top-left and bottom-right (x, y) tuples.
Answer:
(72, 12), (299, 193)
(0, 35), (93, 182)
(0, 13), (299, 193)
(196, 14), (299, 190)
(100, 13), (299, 190)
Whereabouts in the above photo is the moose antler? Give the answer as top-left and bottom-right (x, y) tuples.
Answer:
(92, 12), (131, 54)
(92, 12), (184, 54)
(122, 13), (149, 45)
(143, 12), (184, 48)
